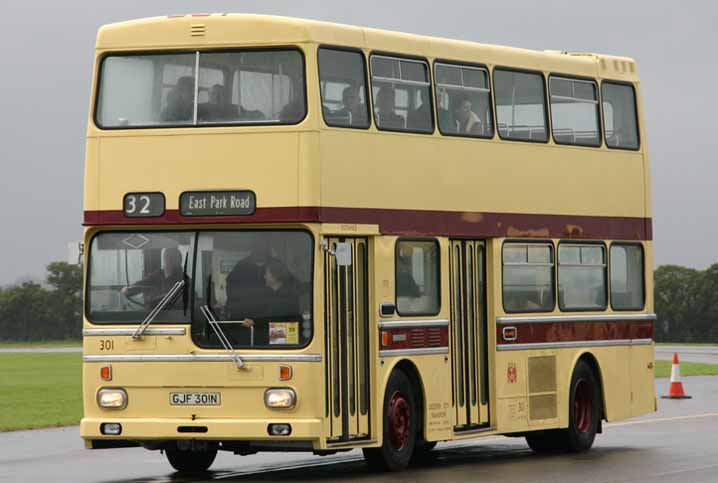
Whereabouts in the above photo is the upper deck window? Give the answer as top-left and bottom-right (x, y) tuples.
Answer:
(494, 69), (549, 142)
(318, 48), (370, 129)
(435, 62), (494, 138)
(95, 49), (306, 129)
(370, 55), (434, 133)
(549, 76), (601, 147)
(602, 82), (640, 150)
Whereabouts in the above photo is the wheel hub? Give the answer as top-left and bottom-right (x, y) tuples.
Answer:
(573, 378), (593, 433)
(388, 391), (410, 450)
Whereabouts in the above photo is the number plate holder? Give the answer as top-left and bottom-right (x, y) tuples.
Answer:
(169, 392), (221, 406)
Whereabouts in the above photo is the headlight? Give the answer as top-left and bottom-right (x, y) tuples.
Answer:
(97, 388), (128, 409)
(264, 388), (296, 409)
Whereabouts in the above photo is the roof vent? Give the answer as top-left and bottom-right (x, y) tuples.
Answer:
(190, 24), (206, 37)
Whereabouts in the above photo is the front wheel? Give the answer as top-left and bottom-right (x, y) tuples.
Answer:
(165, 444), (218, 473)
(363, 370), (418, 471)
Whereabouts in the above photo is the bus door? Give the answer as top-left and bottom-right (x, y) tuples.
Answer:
(324, 238), (371, 442)
(450, 240), (490, 430)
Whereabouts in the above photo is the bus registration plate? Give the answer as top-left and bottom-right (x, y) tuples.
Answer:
(170, 392), (221, 406)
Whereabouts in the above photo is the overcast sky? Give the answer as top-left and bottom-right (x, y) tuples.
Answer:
(0, 0), (715, 285)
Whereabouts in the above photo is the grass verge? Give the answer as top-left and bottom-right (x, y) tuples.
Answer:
(654, 360), (718, 378)
(0, 340), (81, 349)
(0, 353), (82, 431)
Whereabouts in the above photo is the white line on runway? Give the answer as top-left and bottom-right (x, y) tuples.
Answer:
(607, 412), (718, 428)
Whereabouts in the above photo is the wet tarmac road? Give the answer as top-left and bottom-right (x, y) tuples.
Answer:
(2, 377), (717, 483)
(655, 345), (718, 364)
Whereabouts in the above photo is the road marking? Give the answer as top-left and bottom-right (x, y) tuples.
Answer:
(607, 412), (718, 428)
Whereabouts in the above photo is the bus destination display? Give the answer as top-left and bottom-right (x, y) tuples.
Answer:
(180, 190), (256, 216)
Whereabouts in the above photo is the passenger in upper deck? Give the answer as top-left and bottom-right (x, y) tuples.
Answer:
(453, 93), (484, 135)
(200, 84), (267, 122)
(161, 76), (194, 122)
(202, 84), (238, 121)
(334, 85), (368, 126)
(375, 87), (405, 129)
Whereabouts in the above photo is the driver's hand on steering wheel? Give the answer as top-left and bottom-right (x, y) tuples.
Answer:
(120, 286), (130, 296)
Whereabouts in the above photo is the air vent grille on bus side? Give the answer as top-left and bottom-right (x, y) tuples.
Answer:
(528, 356), (557, 420)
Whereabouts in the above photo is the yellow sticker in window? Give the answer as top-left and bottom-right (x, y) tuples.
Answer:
(269, 322), (299, 345)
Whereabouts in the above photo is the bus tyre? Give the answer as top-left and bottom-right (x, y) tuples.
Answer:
(565, 360), (600, 452)
(525, 360), (600, 454)
(363, 370), (417, 471)
(165, 445), (218, 473)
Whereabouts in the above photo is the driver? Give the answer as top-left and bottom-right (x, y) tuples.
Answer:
(121, 247), (184, 308)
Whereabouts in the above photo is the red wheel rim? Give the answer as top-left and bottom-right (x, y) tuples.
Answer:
(388, 391), (410, 450)
(573, 378), (593, 433)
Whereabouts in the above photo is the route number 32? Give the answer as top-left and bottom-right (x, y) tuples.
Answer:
(123, 193), (165, 218)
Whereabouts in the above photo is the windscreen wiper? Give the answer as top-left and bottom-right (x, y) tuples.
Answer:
(132, 280), (185, 339)
(200, 305), (245, 369)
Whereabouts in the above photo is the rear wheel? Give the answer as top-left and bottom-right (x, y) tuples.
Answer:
(165, 444), (218, 473)
(526, 360), (600, 454)
(363, 370), (417, 471)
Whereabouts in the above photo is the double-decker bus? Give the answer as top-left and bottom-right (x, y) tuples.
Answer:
(81, 13), (654, 472)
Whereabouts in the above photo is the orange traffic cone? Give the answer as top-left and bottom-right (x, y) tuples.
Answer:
(661, 353), (692, 399)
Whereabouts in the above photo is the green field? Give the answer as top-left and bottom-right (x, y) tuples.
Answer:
(654, 360), (718, 378)
(0, 340), (81, 349)
(0, 353), (82, 431)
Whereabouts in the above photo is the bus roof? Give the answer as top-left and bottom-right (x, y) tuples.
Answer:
(96, 13), (639, 83)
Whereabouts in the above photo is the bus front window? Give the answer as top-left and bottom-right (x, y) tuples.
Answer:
(96, 49), (306, 128)
(86, 232), (195, 323)
(192, 231), (313, 349)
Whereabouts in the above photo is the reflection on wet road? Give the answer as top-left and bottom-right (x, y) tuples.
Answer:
(4, 377), (718, 483)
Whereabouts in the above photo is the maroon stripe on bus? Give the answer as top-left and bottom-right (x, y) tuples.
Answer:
(83, 208), (652, 241)
(496, 320), (654, 345)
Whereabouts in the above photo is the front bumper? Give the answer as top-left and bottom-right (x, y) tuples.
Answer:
(81, 417), (322, 444)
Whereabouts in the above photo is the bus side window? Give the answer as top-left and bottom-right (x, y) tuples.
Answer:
(502, 242), (555, 313)
(610, 244), (645, 310)
(370, 55), (434, 134)
(494, 69), (549, 142)
(318, 48), (370, 129)
(434, 62), (494, 138)
(395, 239), (440, 316)
(602, 82), (640, 150)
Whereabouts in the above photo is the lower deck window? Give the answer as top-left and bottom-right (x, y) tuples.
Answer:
(558, 244), (607, 311)
(395, 240), (440, 315)
(610, 244), (645, 310)
(502, 243), (554, 312)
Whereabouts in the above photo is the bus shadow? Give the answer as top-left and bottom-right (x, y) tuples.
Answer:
(197, 443), (644, 483)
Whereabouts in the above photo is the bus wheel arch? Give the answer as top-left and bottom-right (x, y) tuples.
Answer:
(364, 360), (425, 471)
